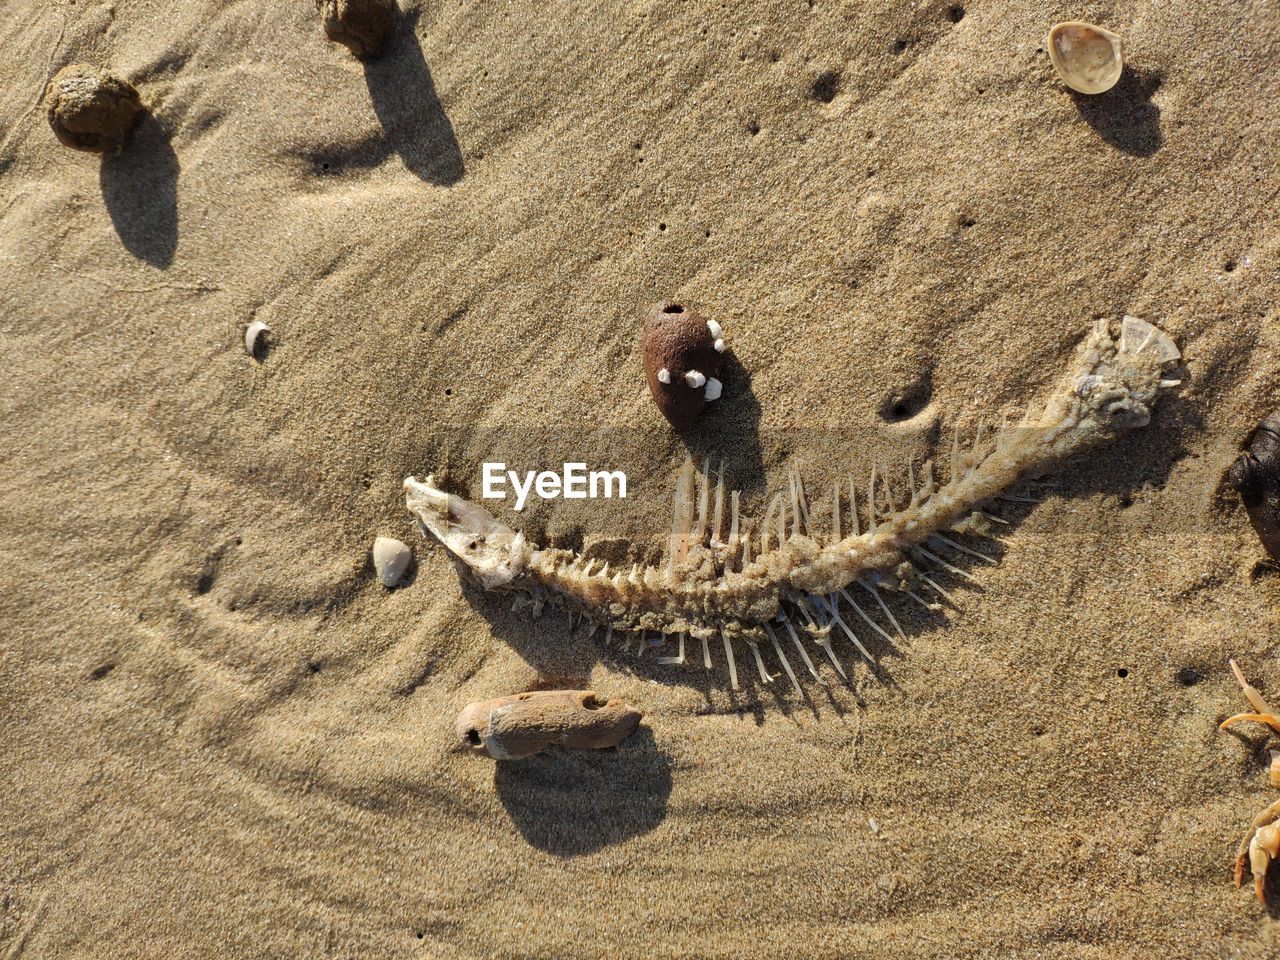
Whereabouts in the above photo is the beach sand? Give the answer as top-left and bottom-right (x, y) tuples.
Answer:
(3, 0), (1280, 956)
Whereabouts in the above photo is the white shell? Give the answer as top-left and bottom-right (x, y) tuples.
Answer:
(1047, 21), (1123, 95)
(713, 338), (725, 353)
(372, 537), (411, 587)
(244, 320), (270, 357)
(685, 370), (706, 389)
(706, 319), (723, 339)
(657, 367), (671, 384)
(705, 377), (723, 401)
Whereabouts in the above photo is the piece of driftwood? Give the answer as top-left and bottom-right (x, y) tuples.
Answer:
(455, 690), (642, 760)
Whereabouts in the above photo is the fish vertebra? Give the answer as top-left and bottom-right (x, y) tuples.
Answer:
(405, 317), (1181, 691)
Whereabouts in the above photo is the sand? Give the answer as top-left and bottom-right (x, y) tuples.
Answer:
(3, 0), (1280, 956)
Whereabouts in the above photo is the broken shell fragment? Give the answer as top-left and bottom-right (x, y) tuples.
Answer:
(46, 64), (144, 153)
(455, 690), (642, 760)
(315, 0), (394, 58)
(642, 300), (726, 430)
(244, 320), (270, 358)
(1047, 21), (1123, 95)
(372, 536), (411, 586)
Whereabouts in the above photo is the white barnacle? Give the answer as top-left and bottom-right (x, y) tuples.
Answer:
(657, 367), (672, 384)
(706, 319), (723, 340)
(705, 377), (723, 401)
(685, 370), (706, 389)
(244, 320), (270, 358)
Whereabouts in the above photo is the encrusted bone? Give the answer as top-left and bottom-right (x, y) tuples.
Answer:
(455, 690), (643, 760)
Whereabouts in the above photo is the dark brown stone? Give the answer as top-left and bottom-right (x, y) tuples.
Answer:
(1230, 411), (1280, 561)
(46, 64), (143, 154)
(315, 0), (394, 58)
(641, 300), (725, 430)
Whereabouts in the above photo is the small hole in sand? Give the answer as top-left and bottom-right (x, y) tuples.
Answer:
(444, 388), (453, 397)
(893, 38), (910, 54)
(1119, 495), (1133, 508)
(1116, 667), (1130, 679)
(1225, 260), (1237, 273)
(658, 222), (667, 232)
(747, 119), (760, 136)
(1176, 667), (1202, 686)
(90, 663), (115, 681)
(307, 658), (323, 674)
(195, 573), (214, 595)
(960, 216), (976, 229)
(879, 377), (932, 423)
(811, 71), (840, 103)
(1031, 726), (1045, 737)
(947, 5), (964, 22)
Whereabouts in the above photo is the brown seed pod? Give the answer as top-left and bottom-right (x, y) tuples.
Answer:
(1229, 411), (1280, 561)
(45, 64), (143, 153)
(315, 0), (394, 58)
(642, 300), (726, 430)
(455, 690), (643, 760)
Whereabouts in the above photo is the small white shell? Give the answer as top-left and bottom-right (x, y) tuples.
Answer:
(1047, 21), (1123, 95)
(685, 370), (706, 389)
(704, 377), (722, 401)
(372, 537), (411, 587)
(244, 320), (270, 357)
(713, 338), (725, 353)
(657, 367), (671, 384)
(706, 319), (723, 339)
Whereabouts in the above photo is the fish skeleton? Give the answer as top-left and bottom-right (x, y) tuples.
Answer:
(405, 317), (1181, 693)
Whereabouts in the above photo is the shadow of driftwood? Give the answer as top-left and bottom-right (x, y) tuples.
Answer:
(363, 8), (463, 185)
(100, 114), (178, 267)
(493, 727), (671, 855)
(1071, 66), (1163, 157)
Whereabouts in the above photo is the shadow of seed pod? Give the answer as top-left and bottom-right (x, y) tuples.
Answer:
(46, 64), (143, 153)
(315, 0), (393, 58)
(642, 300), (726, 430)
(1229, 411), (1280, 561)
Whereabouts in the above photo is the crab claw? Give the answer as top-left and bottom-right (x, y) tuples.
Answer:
(1241, 811), (1280, 903)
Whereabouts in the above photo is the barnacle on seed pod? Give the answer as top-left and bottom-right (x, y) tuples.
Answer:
(641, 300), (726, 430)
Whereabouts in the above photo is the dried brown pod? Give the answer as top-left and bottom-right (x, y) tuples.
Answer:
(315, 0), (394, 58)
(455, 690), (642, 760)
(1228, 411), (1280, 561)
(642, 300), (726, 430)
(45, 64), (143, 153)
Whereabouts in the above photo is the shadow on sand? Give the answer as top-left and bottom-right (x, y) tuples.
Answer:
(363, 7), (464, 186)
